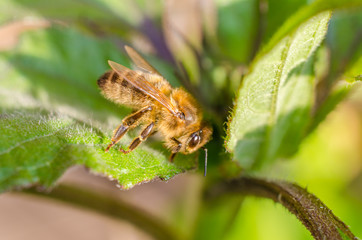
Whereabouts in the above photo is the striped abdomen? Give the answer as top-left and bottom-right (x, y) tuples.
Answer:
(97, 70), (153, 109)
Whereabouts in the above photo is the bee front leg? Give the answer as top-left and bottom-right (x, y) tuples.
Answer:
(169, 137), (182, 162)
(105, 106), (152, 152)
(120, 122), (155, 154)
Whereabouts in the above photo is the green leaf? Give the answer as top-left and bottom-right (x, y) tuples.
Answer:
(0, 27), (197, 192)
(226, 12), (331, 169)
(0, 110), (195, 192)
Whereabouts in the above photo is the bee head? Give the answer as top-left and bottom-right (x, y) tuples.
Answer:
(185, 123), (212, 153)
(186, 131), (202, 149)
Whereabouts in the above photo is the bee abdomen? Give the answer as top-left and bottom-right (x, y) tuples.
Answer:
(97, 70), (150, 108)
(98, 71), (118, 89)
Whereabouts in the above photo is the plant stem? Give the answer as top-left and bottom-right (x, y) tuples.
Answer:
(206, 177), (358, 240)
(24, 184), (183, 240)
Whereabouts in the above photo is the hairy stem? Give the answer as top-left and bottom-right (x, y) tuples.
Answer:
(24, 184), (182, 240)
(206, 177), (357, 240)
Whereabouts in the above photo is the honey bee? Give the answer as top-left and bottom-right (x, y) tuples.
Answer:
(97, 46), (212, 176)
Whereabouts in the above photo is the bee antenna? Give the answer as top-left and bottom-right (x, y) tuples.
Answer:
(202, 147), (208, 177)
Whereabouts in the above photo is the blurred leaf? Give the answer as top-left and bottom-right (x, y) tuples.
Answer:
(326, 9), (362, 82)
(347, 56), (362, 81)
(263, 0), (308, 43)
(226, 12), (331, 169)
(0, 26), (197, 192)
(313, 44), (329, 84)
(0, 0), (136, 38)
(309, 82), (357, 134)
(200, 0), (218, 44)
(257, 0), (362, 63)
(1, 26), (129, 121)
(216, 0), (259, 63)
(346, 51), (362, 81)
(163, 0), (202, 84)
(311, 10), (362, 132)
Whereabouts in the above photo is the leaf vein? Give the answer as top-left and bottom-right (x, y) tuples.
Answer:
(0, 125), (72, 155)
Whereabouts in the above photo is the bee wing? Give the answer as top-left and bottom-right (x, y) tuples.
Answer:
(108, 60), (180, 116)
(124, 45), (161, 75)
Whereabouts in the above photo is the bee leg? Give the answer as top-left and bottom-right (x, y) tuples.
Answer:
(105, 106), (153, 152)
(169, 138), (182, 162)
(120, 122), (155, 154)
(105, 124), (127, 152)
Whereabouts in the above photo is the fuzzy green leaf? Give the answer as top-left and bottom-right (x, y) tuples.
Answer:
(0, 27), (197, 192)
(0, 110), (196, 192)
(226, 12), (331, 169)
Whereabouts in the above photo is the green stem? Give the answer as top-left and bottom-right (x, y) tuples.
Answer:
(24, 184), (183, 240)
(206, 177), (358, 240)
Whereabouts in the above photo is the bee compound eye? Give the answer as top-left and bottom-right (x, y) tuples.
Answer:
(188, 134), (201, 149)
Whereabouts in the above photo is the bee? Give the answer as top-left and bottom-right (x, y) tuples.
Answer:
(97, 46), (212, 176)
